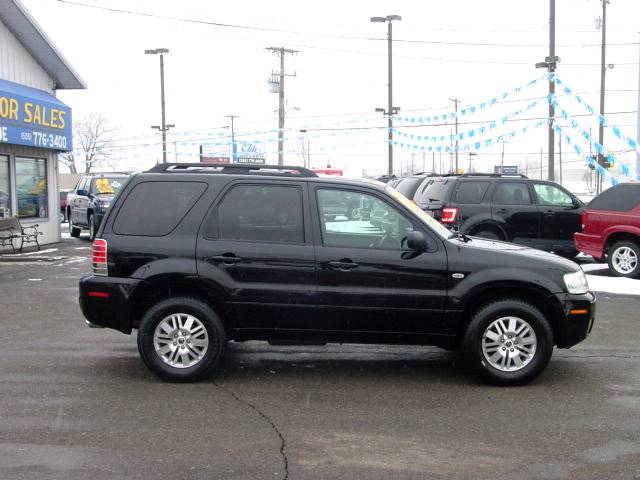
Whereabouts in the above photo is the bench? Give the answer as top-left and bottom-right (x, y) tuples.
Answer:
(0, 217), (42, 253)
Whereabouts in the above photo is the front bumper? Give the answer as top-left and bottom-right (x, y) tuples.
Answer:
(79, 275), (141, 334)
(550, 291), (596, 348)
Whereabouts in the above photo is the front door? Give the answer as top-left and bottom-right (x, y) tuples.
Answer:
(532, 182), (583, 253)
(311, 185), (448, 338)
(196, 182), (317, 335)
(490, 181), (540, 246)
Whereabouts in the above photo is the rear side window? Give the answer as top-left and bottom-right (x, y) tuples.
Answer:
(588, 184), (640, 212)
(493, 182), (531, 205)
(453, 181), (490, 204)
(395, 177), (424, 200)
(113, 181), (207, 236)
(210, 184), (304, 243)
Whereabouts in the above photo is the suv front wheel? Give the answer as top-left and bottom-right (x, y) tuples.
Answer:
(137, 297), (226, 382)
(462, 299), (553, 386)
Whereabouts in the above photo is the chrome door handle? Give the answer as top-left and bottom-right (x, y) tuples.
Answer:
(207, 255), (241, 265)
(328, 260), (359, 270)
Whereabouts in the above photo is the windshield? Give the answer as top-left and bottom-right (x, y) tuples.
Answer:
(386, 185), (452, 239)
(91, 177), (127, 195)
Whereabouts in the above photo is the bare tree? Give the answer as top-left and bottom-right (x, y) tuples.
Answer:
(59, 114), (116, 173)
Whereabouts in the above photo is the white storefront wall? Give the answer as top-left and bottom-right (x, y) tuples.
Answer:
(0, 17), (62, 251)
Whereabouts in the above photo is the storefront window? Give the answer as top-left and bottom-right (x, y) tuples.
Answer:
(16, 157), (47, 219)
(0, 155), (9, 218)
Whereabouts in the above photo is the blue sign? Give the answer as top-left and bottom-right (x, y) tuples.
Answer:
(0, 78), (72, 151)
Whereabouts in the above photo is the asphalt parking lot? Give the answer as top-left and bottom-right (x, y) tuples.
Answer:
(1, 234), (640, 480)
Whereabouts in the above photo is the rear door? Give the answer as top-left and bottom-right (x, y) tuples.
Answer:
(71, 177), (89, 226)
(311, 184), (448, 337)
(196, 181), (317, 334)
(532, 182), (583, 253)
(491, 181), (540, 246)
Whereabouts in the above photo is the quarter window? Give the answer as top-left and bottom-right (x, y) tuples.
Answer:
(317, 188), (414, 249)
(533, 183), (574, 207)
(16, 157), (47, 218)
(587, 184), (639, 212)
(213, 184), (304, 243)
(113, 181), (207, 236)
(493, 182), (531, 205)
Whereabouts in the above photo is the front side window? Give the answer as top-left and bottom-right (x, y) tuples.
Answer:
(113, 181), (207, 236)
(317, 188), (414, 249)
(0, 155), (9, 218)
(533, 183), (574, 207)
(493, 182), (531, 205)
(16, 157), (47, 218)
(214, 184), (304, 243)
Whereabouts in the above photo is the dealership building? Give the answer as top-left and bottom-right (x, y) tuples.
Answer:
(0, 0), (84, 250)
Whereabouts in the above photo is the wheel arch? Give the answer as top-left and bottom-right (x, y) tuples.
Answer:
(466, 220), (508, 240)
(455, 281), (561, 346)
(604, 230), (640, 254)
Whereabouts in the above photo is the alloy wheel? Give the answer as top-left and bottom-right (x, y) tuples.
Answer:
(612, 246), (638, 275)
(481, 316), (537, 372)
(153, 313), (209, 369)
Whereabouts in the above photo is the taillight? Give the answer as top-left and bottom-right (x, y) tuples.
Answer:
(92, 238), (108, 276)
(441, 207), (458, 224)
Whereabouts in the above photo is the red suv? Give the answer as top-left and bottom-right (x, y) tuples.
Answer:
(575, 183), (640, 278)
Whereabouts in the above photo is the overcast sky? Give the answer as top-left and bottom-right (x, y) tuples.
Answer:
(21, 0), (640, 181)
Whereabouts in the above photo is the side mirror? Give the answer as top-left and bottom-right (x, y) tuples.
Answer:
(77, 189), (87, 196)
(406, 230), (428, 251)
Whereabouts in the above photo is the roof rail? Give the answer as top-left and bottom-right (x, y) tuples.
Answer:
(147, 163), (318, 178)
(439, 172), (528, 179)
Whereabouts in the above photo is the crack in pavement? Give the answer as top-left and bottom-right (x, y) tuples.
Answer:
(214, 382), (289, 480)
(555, 354), (640, 359)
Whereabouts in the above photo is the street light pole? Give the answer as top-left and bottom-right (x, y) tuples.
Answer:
(371, 15), (401, 176)
(226, 115), (239, 163)
(449, 97), (460, 172)
(597, 0), (608, 193)
(145, 48), (170, 163)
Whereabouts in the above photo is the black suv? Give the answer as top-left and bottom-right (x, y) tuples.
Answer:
(67, 173), (129, 240)
(413, 174), (584, 257)
(79, 164), (595, 385)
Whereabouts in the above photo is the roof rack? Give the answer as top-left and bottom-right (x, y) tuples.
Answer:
(147, 163), (318, 178)
(439, 173), (529, 179)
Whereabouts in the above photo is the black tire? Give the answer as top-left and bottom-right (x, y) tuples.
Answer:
(137, 297), (226, 382)
(461, 299), (554, 386)
(556, 249), (578, 260)
(88, 214), (96, 241)
(69, 217), (81, 238)
(472, 227), (503, 241)
(607, 240), (640, 279)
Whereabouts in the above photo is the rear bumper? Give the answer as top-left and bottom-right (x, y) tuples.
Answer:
(549, 291), (596, 348)
(574, 232), (604, 259)
(79, 275), (141, 334)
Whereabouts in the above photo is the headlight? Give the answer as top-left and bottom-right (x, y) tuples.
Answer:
(563, 270), (589, 294)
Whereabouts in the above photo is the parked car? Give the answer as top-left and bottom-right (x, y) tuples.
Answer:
(370, 174), (397, 184)
(67, 173), (129, 240)
(394, 173), (436, 201)
(59, 190), (71, 222)
(414, 173), (584, 258)
(79, 163), (595, 385)
(575, 182), (640, 278)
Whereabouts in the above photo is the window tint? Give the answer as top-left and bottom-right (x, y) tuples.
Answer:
(533, 183), (574, 206)
(493, 182), (531, 205)
(454, 181), (490, 204)
(317, 189), (414, 249)
(395, 177), (424, 200)
(213, 185), (304, 243)
(113, 181), (207, 236)
(416, 178), (452, 205)
(588, 184), (640, 212)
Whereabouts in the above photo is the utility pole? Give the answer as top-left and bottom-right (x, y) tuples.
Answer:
(540, 147), (544, 179)
(449, 97), (460, 172)
(535, 0), (559, 181)
(597, 0), (608, 193)
(226, 115), (239, 163)
(636, 32), (640, 181)
(371, 15), (401, 176)
(558, 129), (563, 185)
(266, 47), (298, 165)
(145, 48), (171, 163)
(431, 151), (435, 173)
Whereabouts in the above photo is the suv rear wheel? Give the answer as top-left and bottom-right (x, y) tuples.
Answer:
(462, 299), (553, 386)
(137, 297), (226, 382)
(88, 213), (96, 241)
(471, 226), (504, 241)
(69, 217), (81, 238)
(608, 240), (640, 278)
